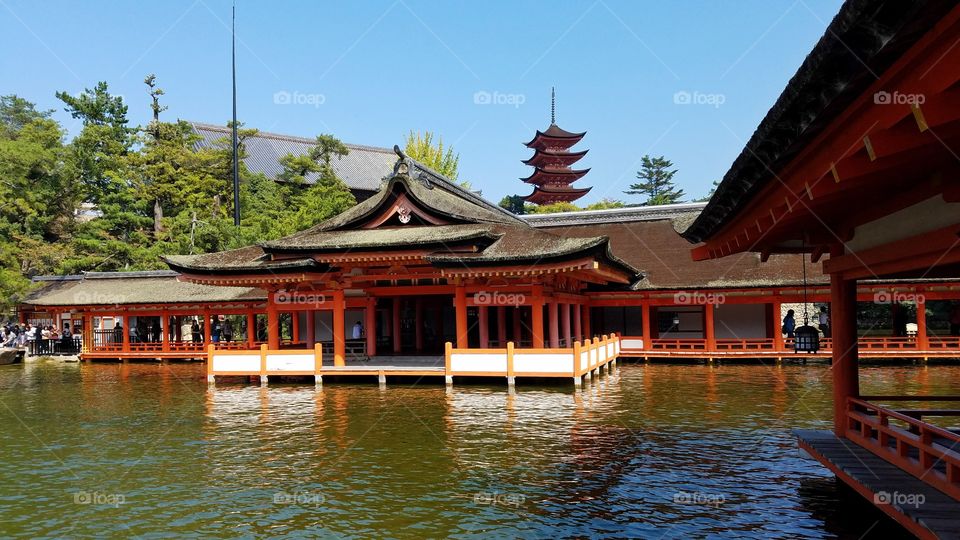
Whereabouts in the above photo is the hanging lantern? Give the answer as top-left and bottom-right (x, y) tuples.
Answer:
(794, 240), (820, 353)
(794, 322), (820, 353)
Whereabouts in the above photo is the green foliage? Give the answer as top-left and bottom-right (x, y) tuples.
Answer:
(0, 82), (357, 314)
(584, 198), (626, 210)
(625, 155), (685, 206)
(404, 130), (459, 181)
(498, 195), (527, 215)
(530, 201), (580, 214)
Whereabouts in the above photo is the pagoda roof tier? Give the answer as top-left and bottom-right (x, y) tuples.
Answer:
(524, 124), (586, 150)
(522, 148), (588, 168)
(523, 185), (592, 205)
(166, 149), (640, 287)
(521, 167), (591, 184)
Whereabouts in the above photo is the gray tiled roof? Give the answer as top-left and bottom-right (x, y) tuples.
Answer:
(24, 272), (266, 307)
(189, 122), (395, 192)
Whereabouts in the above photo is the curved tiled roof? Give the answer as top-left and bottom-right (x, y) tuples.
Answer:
(23, 271), (266, 307)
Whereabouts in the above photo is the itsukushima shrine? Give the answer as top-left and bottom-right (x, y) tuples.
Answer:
(681, 0), (960, 537)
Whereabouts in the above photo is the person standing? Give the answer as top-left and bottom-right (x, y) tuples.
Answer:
(782, 309), (796, 339)
(818, 308), (830, 338)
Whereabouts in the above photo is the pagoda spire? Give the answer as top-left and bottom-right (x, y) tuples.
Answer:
(551, 86), (555, 124)
(521, 89), (591, 206)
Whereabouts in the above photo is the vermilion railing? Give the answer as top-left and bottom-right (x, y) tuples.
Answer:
(846, 397), (960, 502)
(620, 335), (959, 355)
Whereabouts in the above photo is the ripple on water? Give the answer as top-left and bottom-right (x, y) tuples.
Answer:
(0, 360), (933, 538)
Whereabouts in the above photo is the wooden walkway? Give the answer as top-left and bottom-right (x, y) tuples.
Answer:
(796, 429), (960, 539)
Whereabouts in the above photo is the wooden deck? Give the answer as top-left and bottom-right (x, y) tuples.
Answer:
(796, 429), (960, 539)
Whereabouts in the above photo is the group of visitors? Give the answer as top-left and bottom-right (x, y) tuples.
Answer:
(1, 322), (77, 353)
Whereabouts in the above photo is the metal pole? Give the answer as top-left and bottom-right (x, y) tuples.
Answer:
(231, 2), (241, 227)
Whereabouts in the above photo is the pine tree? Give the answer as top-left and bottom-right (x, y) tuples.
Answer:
(625, 155), (685, 206)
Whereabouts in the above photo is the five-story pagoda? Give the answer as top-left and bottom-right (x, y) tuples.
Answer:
(522, 88), (591, 205)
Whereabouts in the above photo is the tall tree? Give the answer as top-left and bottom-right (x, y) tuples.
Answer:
(55, 82), (131, 203)
(404, 130), (459, 181)
(625, 155), (685, 206)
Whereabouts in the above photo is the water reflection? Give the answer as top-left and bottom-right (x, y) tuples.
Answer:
(0, 360), (951, 538)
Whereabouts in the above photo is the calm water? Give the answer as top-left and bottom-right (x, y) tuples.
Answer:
(1, 360), (954, 539)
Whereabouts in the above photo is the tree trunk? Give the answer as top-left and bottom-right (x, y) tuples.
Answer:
(154, 199), (163, 234)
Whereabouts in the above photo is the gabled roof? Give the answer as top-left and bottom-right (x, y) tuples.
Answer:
(189, 122), (395, 193)
(165, 149), (641, 286)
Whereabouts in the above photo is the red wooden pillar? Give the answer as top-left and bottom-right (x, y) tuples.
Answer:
(392, 297), (402, 354)
(455, 285), (469, 348)
(772, 300), (784, 351)
(641, 301), (651, 350)
(121, 312), (130, 353)
(305, 310), (315, 347)
(916, 297), (928, 350)
(478, 306), (489, 348)
(560, 302), (571, 347)
(704, 303), (716, 351)
(582, 303), (591, 340)
(247, 311), (257, 347)
(366, 297), (377, 357)
(292, 311), (300, 344)
(415, 299), (424, 352)
(512, 306), (522, 344)
(531, 286), (544, 348)
(266, 301), (280, 350)
(161, 309), (170, 352)
(548, 299), (560, 348)
(333, 289), (346, 366)
(497, 306), (507, 346)
(573, 302), (582, 342)
(831, 275), (859, 437)
(202, 309), (211, 348)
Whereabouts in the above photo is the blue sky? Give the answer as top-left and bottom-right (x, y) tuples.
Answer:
(1, 0), (843, 204)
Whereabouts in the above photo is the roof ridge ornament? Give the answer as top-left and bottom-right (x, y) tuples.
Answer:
(390, 145), (433, 189)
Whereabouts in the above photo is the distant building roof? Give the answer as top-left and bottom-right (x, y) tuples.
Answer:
(527, 204), (826, 290)
(23, 271), (266, 307)
(188, 122), (396, 193)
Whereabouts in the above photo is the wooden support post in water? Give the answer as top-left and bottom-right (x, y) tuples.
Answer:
(455, 285), (469, 349)
(333, 290), (346, 367)
(831, 274), (859, 437)
(506, 341), (515, 387)
(259, 343), (268, 386)
(531, 287), (544, 348)
(365, 297), (377, 358)
(206, 344), (215, 384)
